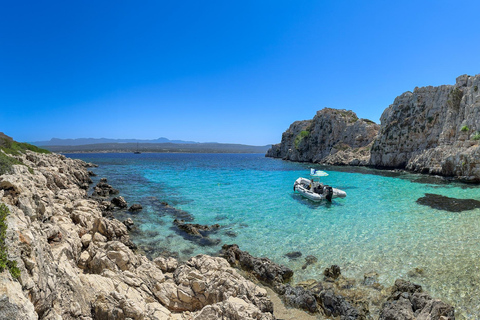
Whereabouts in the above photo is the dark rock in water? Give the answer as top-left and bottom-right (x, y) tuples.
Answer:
(221, 244), (293, 291)
(87, 170), (97, 176)
(172, 219), (221, 247)
(284, 251), (302, 260)
(283, 285), (318, 313)
(92, 179), (119, 197)
(324, 265), (341, 280)
(173, 219), (220, 236)
(225, 230), (237, 238)
(416, 193), (480, 212)
(157, 202), (194, 221)
(407, 267), (425, 278)
(302, 255), (318, 269)
(380, 279), (454, 320)
(111, 196), (128, 208)
(128, 203), (143, 213)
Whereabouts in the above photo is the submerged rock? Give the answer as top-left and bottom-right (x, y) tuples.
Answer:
(284, 251), (302, 260)
(172, 219), (221, 246)
(302, 255), (318, 269)
(416, 193), (480, 212)
(128, 203), (143, 212)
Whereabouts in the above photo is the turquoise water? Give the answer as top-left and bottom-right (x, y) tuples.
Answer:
(69, 153), (480, 318)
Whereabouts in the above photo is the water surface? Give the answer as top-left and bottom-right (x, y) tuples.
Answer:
(68, 153), (480, 318)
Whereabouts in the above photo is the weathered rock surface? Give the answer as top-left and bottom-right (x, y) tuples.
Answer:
(370, 74), (480, 181)
(267, 74), (480, 181)
(0, 151), (276, 320)
(266, 108), (379, 165)
(221, 244), (293, 291)
(379, 279), (455, 320)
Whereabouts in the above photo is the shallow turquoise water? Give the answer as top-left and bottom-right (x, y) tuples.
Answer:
(69, 153), (480, 318)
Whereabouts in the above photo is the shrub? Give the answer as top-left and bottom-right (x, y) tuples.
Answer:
(447, 87), (463, 110)
(472, 132), (480, 141)
(0, 203), (20, 280)
(294, 130), (310, 149)
(0, 138), (50, 155)
(461, 125), (470, 132)
(475, 85), (478, 92)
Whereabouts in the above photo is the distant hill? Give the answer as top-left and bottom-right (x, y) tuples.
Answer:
(31, 137), (198, 146)
(41, 142), (271, 154)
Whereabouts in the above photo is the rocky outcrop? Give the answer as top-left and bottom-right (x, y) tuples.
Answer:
(0, 151), (276, 319)
(266, 108), (379, 166)
(370, 74), (480, 181)
(267, 74), (480, 181)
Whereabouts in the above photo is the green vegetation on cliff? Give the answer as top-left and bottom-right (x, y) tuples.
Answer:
(294, 130), (310, 149)
(0, 133), (50, 175)
(0, 203), (20, 280)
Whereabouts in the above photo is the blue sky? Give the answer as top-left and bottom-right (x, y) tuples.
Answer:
(1, 1), (479, 145)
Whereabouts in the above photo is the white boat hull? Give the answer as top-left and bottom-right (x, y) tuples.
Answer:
(293, 177), (346, 202)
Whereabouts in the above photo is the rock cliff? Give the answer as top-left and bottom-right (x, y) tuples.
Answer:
(370, 74), (480, 181)
(267, 74), (480, 181)
(266, 108), (379, 165)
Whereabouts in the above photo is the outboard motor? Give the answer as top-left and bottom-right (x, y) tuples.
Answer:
(323, 185), (334, 202)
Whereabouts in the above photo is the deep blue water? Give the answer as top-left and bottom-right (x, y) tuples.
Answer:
(68, 153), (480, 318)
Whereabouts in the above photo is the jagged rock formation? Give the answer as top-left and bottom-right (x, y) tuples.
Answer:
(370, 74), (480, 181)
(267, 74), (480, 181)
(222, 245), (454, 320)
(266, 108), (379, 165)
(0, 151), (276, 319)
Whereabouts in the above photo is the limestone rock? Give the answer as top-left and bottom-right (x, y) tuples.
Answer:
(153, 254), (273, 314)
(221, 244), (293, 291)
(266, 108), (379, 165)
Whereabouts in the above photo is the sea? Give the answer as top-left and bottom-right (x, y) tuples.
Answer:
(67, 152), (480, 319)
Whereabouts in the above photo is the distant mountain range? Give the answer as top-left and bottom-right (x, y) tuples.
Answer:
(30, 137), (271, 154)
(31, 137), (198, 146)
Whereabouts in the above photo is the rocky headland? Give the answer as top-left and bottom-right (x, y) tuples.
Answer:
(267, 74), (480, 181)
(0, 142), (456, 319)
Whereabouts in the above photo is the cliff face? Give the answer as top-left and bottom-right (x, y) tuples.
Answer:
(266, 108), (379, 165)
(370, 74), (480, 181)
(267, 74), (480, 181)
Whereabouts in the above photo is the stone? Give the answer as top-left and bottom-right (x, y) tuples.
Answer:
(153, 256), (178, 273)
(221, 244), (293, 291)
(283, 285), (318, 312)
(266, 108), (379, 165)
(111, 196), (128, 208)
(324, 265), (341, 280)
(284, 251), (302, 260)
(128, 204), (143, 212)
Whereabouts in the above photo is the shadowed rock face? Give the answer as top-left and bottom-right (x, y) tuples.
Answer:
(370, 74), (480, 181)
(416, 193), (480, 212)
(266, 108), (379, 166)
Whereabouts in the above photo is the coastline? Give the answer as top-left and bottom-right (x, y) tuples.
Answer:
(0, 150), (458, 319)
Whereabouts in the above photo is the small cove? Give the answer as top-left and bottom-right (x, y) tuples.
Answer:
(69, 152), (480, 319)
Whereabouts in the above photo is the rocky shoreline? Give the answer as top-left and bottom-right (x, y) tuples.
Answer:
(0, 151), (455, 319)
(267, 74), (480, 182)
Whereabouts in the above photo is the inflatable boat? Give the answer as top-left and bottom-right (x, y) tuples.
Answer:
(293, 170), (347, 202)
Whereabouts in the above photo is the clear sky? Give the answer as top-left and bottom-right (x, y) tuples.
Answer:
(1, 1), (479, 145)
